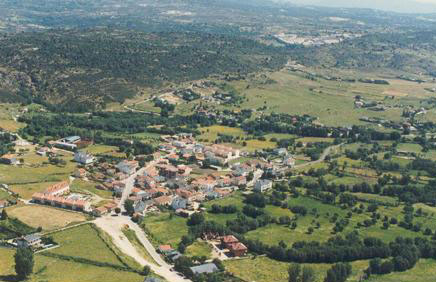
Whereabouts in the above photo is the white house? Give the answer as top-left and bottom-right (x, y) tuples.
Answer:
(74, 151), (95, 164)
(116, 160), (139, 175)
(16, 234), (42, 249)
(274, 148), (288, 156)
(283, 155), (296, 167)
(113, 182), (126, 195)
(254, 179), (273, 193)
(171, 196), (188, 210)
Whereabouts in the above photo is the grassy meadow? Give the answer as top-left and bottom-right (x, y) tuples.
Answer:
(141, 212), (189, 248)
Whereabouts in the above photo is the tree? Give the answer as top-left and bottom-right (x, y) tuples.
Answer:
(187, 213), (205, 226)
(369, 258), (382, 274)
(174, 256), (194, 278)
(380, 260), (394, 274)
(178, 243), (186, 254)
(142, 265), (151, 276)
(324, 263), (352, 282)
(115, 207), (121, 215)
(15, 247), (34, 279)
(302, 266), (315, 282)
(289, 264), (314, 282)
(124, 199), (135, 216)
(1, 209), (8, 220)
(288, 264), (301, 282)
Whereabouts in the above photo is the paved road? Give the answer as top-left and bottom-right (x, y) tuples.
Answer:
(94, 215), (190, 282)
(293, 143), (343, 170)
(118, 159), (159, 211)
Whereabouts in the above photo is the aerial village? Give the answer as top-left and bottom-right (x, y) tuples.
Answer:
(1, 132), (296, 264)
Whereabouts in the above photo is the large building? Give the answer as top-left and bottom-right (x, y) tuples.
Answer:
(254, 179), (273, 193)
(116, 160), (139, 175)
(74, 151), (95, 164)
(31, 180), (91, 212)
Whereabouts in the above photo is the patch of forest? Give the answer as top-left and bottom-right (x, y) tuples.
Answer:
(0, 29), (288, 111)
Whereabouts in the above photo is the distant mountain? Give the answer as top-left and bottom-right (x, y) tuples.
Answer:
(282, 0), (436, 14)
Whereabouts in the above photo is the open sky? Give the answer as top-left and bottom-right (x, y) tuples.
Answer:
(284, 0), (436, 13)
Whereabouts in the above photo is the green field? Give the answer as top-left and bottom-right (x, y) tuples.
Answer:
(48, 224), (133, 267)
(224, 256), (369, 282)
(85, 144), (121, 155)
(185, 241), (213, 259)
(234, 70), (433, 127)
(71, 179), (113, 199)
(199, 125), (245, 142)
(225, 256), (436, 282)
(0, 247), (143, 282)
(0, 153), (76, 199)
(141, 212), (188, 248)
(0, 189), (10, 200)
(367, 259), (436, 282)
(0, 104), (25, 132)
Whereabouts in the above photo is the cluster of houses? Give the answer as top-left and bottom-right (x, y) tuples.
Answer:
(26, 133), (285, 219)
(31, 181), (92, 212)
(159, 134), (241, 166)
(117, 154), (276, 217)
(66, 133), (282, 218)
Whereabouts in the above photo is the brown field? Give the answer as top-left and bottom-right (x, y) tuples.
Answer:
(6, 205), (87, 231)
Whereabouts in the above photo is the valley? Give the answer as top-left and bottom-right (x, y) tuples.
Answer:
(1, 1), (436, 282)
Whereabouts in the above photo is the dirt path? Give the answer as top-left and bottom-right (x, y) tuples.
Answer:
(94, 215), (190, 282)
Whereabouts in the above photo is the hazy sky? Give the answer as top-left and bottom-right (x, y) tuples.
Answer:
(285, 0), (436, 13)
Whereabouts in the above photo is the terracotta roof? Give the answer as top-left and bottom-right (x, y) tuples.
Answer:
(1, 154), (16, 159)
(154, 196), (172, 205)
(221, 235), (238, 244)
(159, 245), (173, 251)
(229, 242), (247, 251)
(44, 181), (69, 195)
